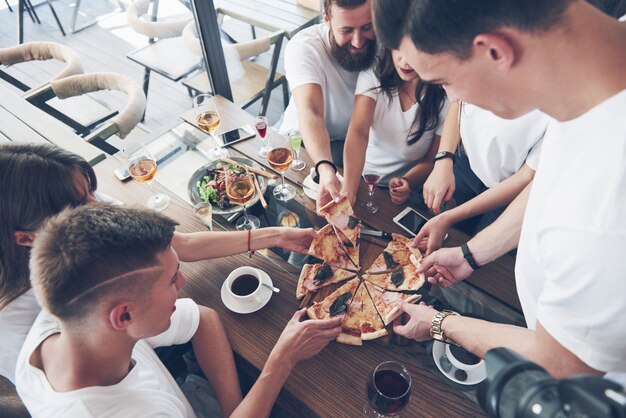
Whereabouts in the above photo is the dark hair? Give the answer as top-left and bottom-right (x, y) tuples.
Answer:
(373, 0), (574, 58)
(30, 203), (177, 321)
(0, 144), (97, 310)
(374, 50), (446, 144)
(324, 0), (367, 17)
(587, 0), (626, 17)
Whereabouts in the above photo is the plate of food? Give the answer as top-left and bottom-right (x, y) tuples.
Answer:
(187, 157), (268, 215)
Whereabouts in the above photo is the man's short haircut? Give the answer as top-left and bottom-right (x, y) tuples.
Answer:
(324, 0), (367, 17)
(30, 203), (178, 321)
(373, 0), (575, 58)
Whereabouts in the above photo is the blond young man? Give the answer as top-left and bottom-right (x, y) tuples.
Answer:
(16, 204), (343, 417)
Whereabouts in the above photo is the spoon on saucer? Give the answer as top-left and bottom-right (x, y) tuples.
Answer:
(262, 283), (280, 293)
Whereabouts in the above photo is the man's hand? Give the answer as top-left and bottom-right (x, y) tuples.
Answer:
(278, 228), (317, 254)
(414, 247), (473, 287)
(423, 163), (455, 215)
(392, 302), (438, 341)
(273, 309), (344, 369)
(412, 214), (451, 255)
(389, 177), (411, 205)
(316, 166), (341, 214)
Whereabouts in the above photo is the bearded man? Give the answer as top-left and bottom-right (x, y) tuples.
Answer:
(279, 0), (377, 212)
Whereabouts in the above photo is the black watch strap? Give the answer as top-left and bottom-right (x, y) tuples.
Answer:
(313, 160), (337, 184)
(461, 242), (480, 270)
(434, 151), (456, 163)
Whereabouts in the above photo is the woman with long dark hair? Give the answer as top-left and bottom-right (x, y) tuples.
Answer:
(341, 48), (449, 205)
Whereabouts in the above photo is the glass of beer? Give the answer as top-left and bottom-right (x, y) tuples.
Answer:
(267, 147), (296, 201)
(255, 116), (272, 157)
(193, 93), (228, 160)
(193, 202), (213, 231)
(124, 142), (170, 211)
(225, 171), (260, 230)
(287, 130), (306, 171)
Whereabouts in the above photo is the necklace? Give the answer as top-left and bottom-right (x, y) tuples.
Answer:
(400, 84), (417, 105)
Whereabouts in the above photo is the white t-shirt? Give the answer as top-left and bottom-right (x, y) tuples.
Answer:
(460, 104), (548, 188)
(516, 89), (626, 374)
(0, 192), (122, 385)
(279, 24), (359, 141)
(16, 298), (200, 418)
(356, 68), (449, 185)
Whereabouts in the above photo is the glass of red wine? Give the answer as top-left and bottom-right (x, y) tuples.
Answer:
(255, 116), (272, 158)
(362, 171), (381, 213)
(364, 361), (412, 417)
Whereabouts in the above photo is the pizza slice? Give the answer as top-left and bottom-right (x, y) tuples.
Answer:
(366, 233), (423, 274)
(364, 281), (421, 325)
(359, 282), (388, 341)
(306, 278), (360, 321)
(363, 264), (425, 293)
(319, 195), (361, 246)
(296, 263), (357, 299)
(336, 284), (367, 346)
(332, 224), (360, 270)
(308, 224), (358, 271)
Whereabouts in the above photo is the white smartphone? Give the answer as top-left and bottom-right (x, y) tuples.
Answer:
(393, 207), (429, 237)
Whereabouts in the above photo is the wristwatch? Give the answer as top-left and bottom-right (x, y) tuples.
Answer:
(430, 310), (459, 345)
(434, 151), (456, 163)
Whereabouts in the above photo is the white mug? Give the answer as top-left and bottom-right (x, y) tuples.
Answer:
(225, 266), (263, 305)
(445, 344), (485, 374)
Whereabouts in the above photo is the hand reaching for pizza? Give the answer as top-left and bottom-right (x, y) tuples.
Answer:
(392, 301), (438, 341)
(316, 168), (341, 214)
(415, 247), (473, 287)
(272, 309), (344, 369)
(412, 213), (452, 255)
(278, 227), (318, 254)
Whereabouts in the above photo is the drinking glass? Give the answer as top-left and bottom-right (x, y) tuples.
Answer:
(255, 116), (272, 157)
(124, 142), (170, 211)
(362, 171), (381, 213)
(193, 93), (228, 160)
(225, 171), (260, 230)
(193, 202), (213, 231)
(267, 147), (296, 201)
(288, 130), (306, 171)
(364, 361), (412, 417)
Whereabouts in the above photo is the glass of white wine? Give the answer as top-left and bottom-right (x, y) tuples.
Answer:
(225, 171), (260, 230)
(193, 202), (213, 231)
(193, 93), (228, 160)
(124, 142), (170, 211)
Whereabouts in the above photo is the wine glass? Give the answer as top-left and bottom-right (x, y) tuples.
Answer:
(267, 147), (296, 201)
(255, 116), (272, 157)
(193, 93), (228, 160)
(124, 142), (171, 211)
(364, 361), (412, 417)
(362, 171), (381, 213)
(288, 130), (306, 171)
(193, 202), (213, 231)
(225, 171), (260, 230)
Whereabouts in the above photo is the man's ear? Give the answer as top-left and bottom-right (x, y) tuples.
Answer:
(14, 231), (36, 247)
(109, 303), (134, 331)
(323, 10), (329, 25)
(473, 32), (516, 71)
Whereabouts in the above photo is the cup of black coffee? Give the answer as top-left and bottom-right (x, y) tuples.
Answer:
(226, 267), (263, 305)
(445, 344), (485, 377)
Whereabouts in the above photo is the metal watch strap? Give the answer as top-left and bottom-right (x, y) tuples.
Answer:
(461, 242), (480, 270)
(430, 310), (459, 346)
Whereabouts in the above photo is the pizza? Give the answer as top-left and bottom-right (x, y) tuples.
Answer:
(363, 264), (425, 293)
(336, 284), (388, 346)
(364, 281), (421, 325)
(332, 225), (360, 269)
(319, 195), (361, 246)
(306, 278), (360, 321)
(296, 263), (357, 299)
(366, 233), (422, 274)
(308, 224), (358, 271)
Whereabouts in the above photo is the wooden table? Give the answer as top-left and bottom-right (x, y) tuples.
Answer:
(90, 95), (527, 417)
(0, 84), (105, 166)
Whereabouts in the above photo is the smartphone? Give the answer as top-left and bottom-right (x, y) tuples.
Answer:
(215, 126), (255, 146)
(393, 207), (429, 237)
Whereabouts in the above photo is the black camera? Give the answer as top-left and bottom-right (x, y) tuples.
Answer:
(477, 348), (626, 418)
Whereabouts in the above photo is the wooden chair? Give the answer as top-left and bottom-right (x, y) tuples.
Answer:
(125, 0), (201, 113)
(0, 42), (117, 136)
(181, 21), (288, 116)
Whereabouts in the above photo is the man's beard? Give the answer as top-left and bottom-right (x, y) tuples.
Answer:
(329, 30), (377, 72)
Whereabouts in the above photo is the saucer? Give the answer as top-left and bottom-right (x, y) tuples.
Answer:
(221, 269), (273, 314)
(302, 173), (344, 200)
(432, 341), (487, 386)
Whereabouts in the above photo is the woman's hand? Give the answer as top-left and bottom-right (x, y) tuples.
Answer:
(423, 162), (455, 215)
(389, 177), (411, 205)
(412, 213), (451, 255)
(278, 228), (317, 254)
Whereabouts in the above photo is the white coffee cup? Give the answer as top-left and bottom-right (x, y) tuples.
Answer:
(445, 344), (485, 374)
(225, 266), (263, 305)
